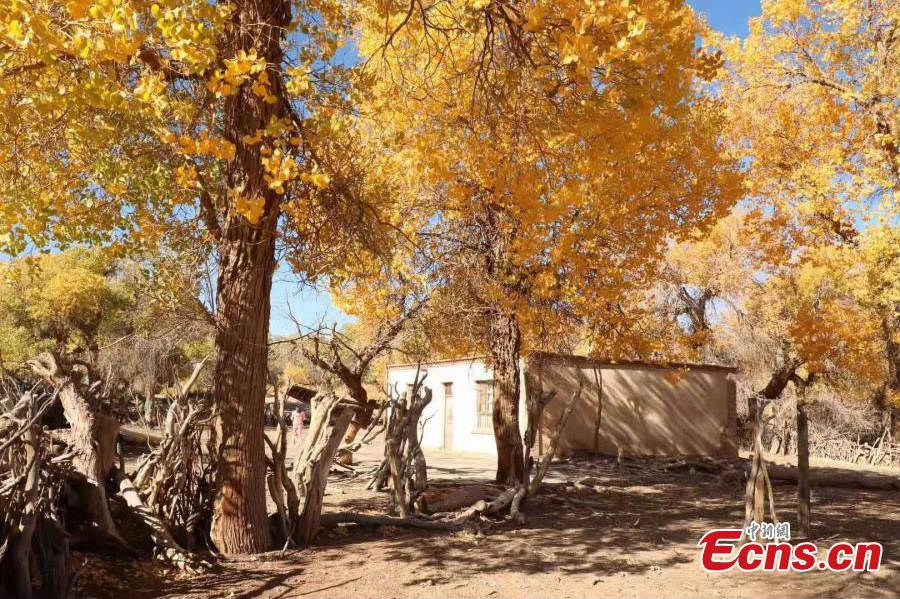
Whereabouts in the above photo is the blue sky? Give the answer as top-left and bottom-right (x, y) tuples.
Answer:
(689, 0), (760, 37)
(269, 1), (764, 336)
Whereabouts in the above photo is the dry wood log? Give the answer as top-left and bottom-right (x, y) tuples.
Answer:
(763, 464), (899, 491)
(405, 389), (431, 496)
(130, 395), (212, 552)
(375, 371), (431, 516)
(265, 385), (295, 546)
(0, 390), (59, 454)
(119, 424), (164, 446)
(338, 403), (387, 458)
(319, 512), (462, 531)
(508, 486), (527, 523)
(431, 483), (528, 527)
(5, 402), (40, 599)
(419, 485), (502, 514)
(179, 356), (209, 397)
(1, 380), (74, 599)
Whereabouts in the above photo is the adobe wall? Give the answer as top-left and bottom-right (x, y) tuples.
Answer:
(534, 356), (737, 459)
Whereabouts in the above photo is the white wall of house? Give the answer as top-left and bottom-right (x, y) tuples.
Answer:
(387, 358), (503, 456)
(387, 354), (737, 459)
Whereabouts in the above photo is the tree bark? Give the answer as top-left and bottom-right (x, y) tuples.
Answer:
(295, 406), (353, 543)
(209, 0), (292, 555)
(797, 400), (810, 538)
(336, 398), (376, 466)
(209, 223), (277, 553)
(28, 354), (122, 543)
(745, 396), (765, 522)
(489, 310), (525, 486)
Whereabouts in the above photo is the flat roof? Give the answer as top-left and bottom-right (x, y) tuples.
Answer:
(387, 351), (737, 373)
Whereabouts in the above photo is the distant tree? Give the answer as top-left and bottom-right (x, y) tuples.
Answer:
(661, 0), (900, 536)
(0, 249), (135, 368)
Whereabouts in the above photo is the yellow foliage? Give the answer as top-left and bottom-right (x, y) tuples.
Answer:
(657, 0), (900, 396)
(350, 0), (740, 357)
(0, 249), (134, 366)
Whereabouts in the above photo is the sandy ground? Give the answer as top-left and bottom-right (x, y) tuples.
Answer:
(75, 434), (900, 599)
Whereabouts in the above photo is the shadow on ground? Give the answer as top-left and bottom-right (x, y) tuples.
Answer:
(76, 454), (900, 599)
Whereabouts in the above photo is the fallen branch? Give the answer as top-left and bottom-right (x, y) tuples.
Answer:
(763, 463), (899, 491)
(119, 424), (164, 446)
(320, 512), (462, 531)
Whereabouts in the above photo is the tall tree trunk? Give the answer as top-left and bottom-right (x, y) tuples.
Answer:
(209, 0), (291, 555)
(797, 400), (810, 538)
(209, 220), (277, 554)
(489, 310), (525, 486)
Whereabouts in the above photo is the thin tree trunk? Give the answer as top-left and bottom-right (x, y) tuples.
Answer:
(337, 399), (376, 466)
(405, 390), (431, 495)
(592, 367), (602, 454)
(797, 400), (810, 538)
(208, 0), (291, 555)
(522, 358), (555, 484)
(295, 407), (353, 543)
(489, 310), (525, 486)
(881, 311), (900, 437)
(782, 424), (791, 455)
(744, 358), (799, 528)
(745, 397), (764, 522)
(528, 378), (584, 494)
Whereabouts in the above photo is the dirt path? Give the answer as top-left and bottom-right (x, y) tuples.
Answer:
(77, 443), (900, 599)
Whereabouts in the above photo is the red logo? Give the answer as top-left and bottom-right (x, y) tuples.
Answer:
(698, 528), (882, 572)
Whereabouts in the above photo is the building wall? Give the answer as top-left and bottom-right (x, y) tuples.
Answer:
(535, 355), (737, 459)
(387, 359), (509, 455)
(387, 355), (737, 459)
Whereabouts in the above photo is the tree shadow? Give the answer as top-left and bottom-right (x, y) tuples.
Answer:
(74, 455), (900, 599)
